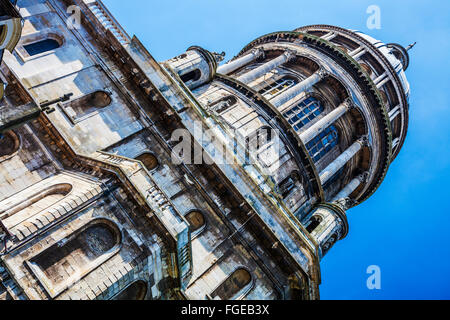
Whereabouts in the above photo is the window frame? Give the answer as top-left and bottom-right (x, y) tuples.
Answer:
(210, 267), (254, 300)
(210, 95), (238, 115)
(180, 68), (202, 84)
(23, 38), (61, 57)
(184, 209), (207, 239)
(245, 125), (274, 154)
(59, 90), (112, 124)
(25, 218), (122, 299)
(0, 130), (21, 163)
(135, 152), (159, 172)
(258, 75), (299, 99)
(283, 96), (325, 132)
(306, 215), (323, 233)
(278, 171), (302, 200)
(306, 125), (339, 163)
(16, 32), (64, 61)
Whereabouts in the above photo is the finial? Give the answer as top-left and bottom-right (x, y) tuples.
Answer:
(213, 51), (226, 63)
(406, 42), (417, 51)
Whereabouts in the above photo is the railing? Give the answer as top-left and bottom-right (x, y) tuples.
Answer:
(83, 0), (131, 46)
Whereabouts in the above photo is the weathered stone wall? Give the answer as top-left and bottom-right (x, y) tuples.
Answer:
(0, 0), (318, 300)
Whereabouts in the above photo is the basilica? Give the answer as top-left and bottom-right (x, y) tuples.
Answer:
(0, 0), (411, 300)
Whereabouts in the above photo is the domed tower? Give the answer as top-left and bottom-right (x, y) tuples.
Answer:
(165, 25), (412, 260)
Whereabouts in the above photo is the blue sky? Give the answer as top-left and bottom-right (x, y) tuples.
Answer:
(103, 0), (450, 300)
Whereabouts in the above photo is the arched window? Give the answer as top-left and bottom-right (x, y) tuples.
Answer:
(1, 183), (73, 225)
(210, 96), (238, 114)
(185, 210), (205, 233)
(113, 280), (148, 300)
(306, 215), (323, 233)
(0, 130), (20, 161)
(259, 76), (298, 99)
(62, 90), (112, 122)
(24, 39), (60, 56)
(28, 220), (121, 297)
(211, 268), (252, 300)
(306, 125), (339, 163)
(283, 97), (325, 132)
(136, 152), (159, 171)
(278, 172), (301, 199)
(180, 69), (201, 83)
(85, 91), (112, 108)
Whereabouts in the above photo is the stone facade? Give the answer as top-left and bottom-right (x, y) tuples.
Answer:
(0, 0), (411, 300)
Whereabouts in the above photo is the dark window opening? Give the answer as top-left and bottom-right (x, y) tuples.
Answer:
(246, 126), (273, 153)
(210, 96), (237, 114)
(306, 215), (323, 233)
(24, 39), (60, 56)
(62, 91), (112, 122)
(113, 280), (148, 300)
(136, 152), (159, 171)
(0, 130), (19, 159)
(278, 172), (301, 199)
(180, 69), (201, 83)
(29, 221), (120, 287)
(211, 268), (252, 300)
(185, 210), (205, 232)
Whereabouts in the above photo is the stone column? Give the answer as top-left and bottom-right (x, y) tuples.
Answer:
(350, 48), (366, 60)
(270, 69), (327, 108)
(388, 105), (401, 122)
(321, 32), (336, 41)
(237, 50), (296, 84)
(373, 72), (388, 87)
(332, 173), (367, 201)
(300, 100), (352, 144)
(319, 138), (366, 184)
(217, 48), (265, 75)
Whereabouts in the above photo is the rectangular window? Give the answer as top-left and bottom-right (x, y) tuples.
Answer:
(259, 76), (298, 99)
(283, 97), (324, 132)
(306, 125), (339, 162)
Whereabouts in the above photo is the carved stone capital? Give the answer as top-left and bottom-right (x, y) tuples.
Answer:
(358, 171), (370, 183)
(333, 197), (354, 211)
(357, 135), (370, 147)
(283, 49), (297, 62)
(251, 47), (265, 60)
(343, 97), (356, 110)
(212, 51), (226, 63)
(316, 68), (328, 79)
